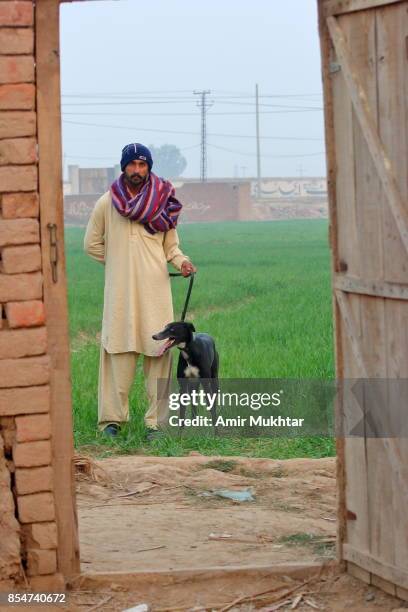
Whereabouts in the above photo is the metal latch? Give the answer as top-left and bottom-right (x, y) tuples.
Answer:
(329, 62), (341, 74)
(47, 223), (58, 283)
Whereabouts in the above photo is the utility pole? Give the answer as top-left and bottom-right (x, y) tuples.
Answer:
(255, 83), (262, 198)
(194, 90), (213, 182)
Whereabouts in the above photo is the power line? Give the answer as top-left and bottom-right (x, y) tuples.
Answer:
(63, 120), (323, 141)
(61, 89), (323, 99)
(61, 100), (323, 110)
(64, 143), (202, 161)
(208, 143), (325, 159)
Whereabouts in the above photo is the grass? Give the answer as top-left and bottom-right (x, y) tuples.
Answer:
(278, 532), (336, 557)
(198, 459), (238, 472)
(66, 219), (335, 458)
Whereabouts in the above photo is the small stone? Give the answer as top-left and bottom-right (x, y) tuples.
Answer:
(365, 591), (375, 602)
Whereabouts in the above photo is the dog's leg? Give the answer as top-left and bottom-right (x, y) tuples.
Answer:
(210, 351), (220, 430)
(177, 357), (189, 431)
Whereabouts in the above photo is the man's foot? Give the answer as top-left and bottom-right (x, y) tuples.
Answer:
(146, 427), (164, 442)
(102, 423), (120, 437)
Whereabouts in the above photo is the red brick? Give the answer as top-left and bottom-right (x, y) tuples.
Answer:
(0, 385), (50, 417)
(0, 355), (50, 388)
(0, 56), (34, 85)
(0, 271), (42, 301)
(22, 522), (57, 549)
(1, 192), (39, 219)
(0, 218), (39, 247)
(0, 138), (37, 165)
(15, 413), (51, 443)
(0, 28), (34, 55)
(5, 301), (45, 328)
(0, 111), (36, 138)
(17, 492), (55, 524)
(29, 573), (65, 593)
(0, 2), (33, 26)
(0, 326), (46, 358)
(15, 466), (53, 495)
(0, 165), (37, 193)
(13, 439), (52, 468)
(27, 549), (57, 577)
(1, 244), (41, 273)
(0, 83), (35, 110)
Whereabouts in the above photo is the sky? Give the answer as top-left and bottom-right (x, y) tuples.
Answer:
(60, 0), (326, 179)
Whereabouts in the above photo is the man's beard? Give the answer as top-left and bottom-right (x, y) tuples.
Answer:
(124, 172), (147, 189)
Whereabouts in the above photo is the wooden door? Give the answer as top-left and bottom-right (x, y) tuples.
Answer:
(319, 0), (408, 597)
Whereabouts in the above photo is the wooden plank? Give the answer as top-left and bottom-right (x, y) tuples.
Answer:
(327, 15), (408, 258)
(376, 3), (408, 576)
(347, 561), (371, 584)
(35, 0), (80, 578)
(336, 292), (370, 557)
(334, 10), (377, 566)
(343, 544), (408, 589)
(376, 5), (408, 284)
(383, 301), (408, 573)
(324, 0), (405, 17)
(331, 58), (360, 277)
(371, 574), (397, 596)
(335, 275), (408, 299)
(335, 290), (367, 376)
(317, 1), (347, 565)
(396, 586), (408, 602)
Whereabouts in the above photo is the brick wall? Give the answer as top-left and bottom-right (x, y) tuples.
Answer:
(0, 1), (63, 591)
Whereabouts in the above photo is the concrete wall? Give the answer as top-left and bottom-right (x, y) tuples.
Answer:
(0, 1), (64, 591)
(68, 164), (120, 195)
(64, 181), (254, 225)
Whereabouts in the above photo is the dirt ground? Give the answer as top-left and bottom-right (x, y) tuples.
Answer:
(64, 568), (407, 611)
(59, 454), (406, 610)
(76, 455), (338, 573)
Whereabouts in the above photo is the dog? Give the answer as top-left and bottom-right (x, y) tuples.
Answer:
(152, 321), (219, 424)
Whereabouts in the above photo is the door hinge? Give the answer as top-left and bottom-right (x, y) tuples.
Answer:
(47, 223), (58, 283)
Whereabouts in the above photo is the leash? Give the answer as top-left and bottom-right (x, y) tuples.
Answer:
(169, 272), (195, 321)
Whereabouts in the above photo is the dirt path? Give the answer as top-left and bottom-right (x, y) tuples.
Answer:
(77, 455), (337, 573)
(61, 454), (407, 610)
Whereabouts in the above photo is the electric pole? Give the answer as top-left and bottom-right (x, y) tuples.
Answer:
(194, 90), (213, 182)
(255, 83), (262, 198)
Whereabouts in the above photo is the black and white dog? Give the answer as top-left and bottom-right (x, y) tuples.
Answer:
(152, 321), (219, 423)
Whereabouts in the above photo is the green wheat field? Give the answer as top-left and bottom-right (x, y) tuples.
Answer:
(66, 219), (335, 458)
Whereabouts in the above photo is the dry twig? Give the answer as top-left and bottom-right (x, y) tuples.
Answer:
(86, 595), (113, 611)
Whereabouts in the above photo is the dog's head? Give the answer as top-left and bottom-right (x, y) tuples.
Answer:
(152, 321), (196, 355)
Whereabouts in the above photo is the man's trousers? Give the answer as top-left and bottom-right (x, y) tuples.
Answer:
(98, 345), (173, 430)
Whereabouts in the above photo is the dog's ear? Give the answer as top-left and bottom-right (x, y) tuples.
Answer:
(187, 322), (196, 332)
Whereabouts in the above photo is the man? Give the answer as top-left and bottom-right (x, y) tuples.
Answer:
(84, 143), (196, 438)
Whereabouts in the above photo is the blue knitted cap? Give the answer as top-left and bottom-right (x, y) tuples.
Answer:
(120, 143), (153, 171)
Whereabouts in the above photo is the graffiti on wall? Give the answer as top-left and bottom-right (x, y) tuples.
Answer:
(251, 178), (327, 199)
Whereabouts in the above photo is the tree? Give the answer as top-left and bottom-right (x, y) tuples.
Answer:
(148, 144), (187, 179)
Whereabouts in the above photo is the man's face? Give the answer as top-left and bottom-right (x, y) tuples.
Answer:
(124, 159), (149, 188)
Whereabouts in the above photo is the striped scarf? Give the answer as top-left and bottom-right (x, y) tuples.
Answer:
(110, 172), (182, 234)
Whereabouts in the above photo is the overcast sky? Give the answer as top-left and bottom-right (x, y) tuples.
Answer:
(60, 0), (325, 179)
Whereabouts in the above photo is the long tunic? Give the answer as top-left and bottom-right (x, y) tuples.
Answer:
(84, 191), (189, 356)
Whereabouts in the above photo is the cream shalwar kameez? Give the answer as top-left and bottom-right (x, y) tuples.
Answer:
(83, 191), (189, 430)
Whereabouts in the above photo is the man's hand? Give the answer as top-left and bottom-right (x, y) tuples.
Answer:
(181, 260), (197, 277)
